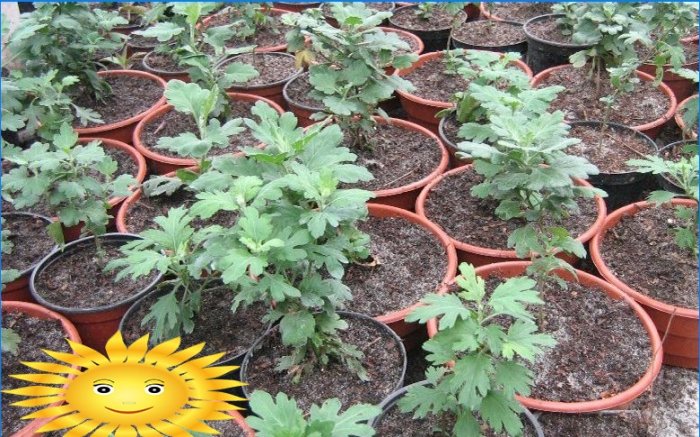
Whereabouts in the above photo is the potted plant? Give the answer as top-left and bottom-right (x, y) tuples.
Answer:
(321, 2), (396, 28)
(657, 140), (698, 193)
(224, 51), (303, 107)
(591, 153), (699, 368)
(388, 3), (468, 52)
(451, 4), (527, 55)
(7, 3), (167, 144)
(675, 94), (698, 140)
(201, 3), (291, 53)
(480, 2), (553, 25)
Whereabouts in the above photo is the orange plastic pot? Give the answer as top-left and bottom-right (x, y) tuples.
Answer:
(638, 42), (699, 102)
(531, 65), (678, 139)
(200, 8), (290, 52)
(674, 94), (698, 140)
(3, 301), (81, 437)
(225, 53), (303, 107)
(132, 93), (284, 175)
(230, 410), (255, 436)
(394, 51), (533, 133)
(415, 165), (607, 267)
(74, 70), (166, 145)
(367, 204), (458, 341)
(590, 199), (699, 369)
(427, 261), (663, 413)
(141, 51), (191, 83)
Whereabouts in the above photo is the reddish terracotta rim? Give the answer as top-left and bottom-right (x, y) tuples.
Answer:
(479, 2), (502, 21)
(378, 26), (425, 56)
(415, 165), (607, 260)
(132, 92), (284, 168)
(200, 8), (290, 52)
(427, 261), (663, 413)
(229, 410), (255, 437)
(531, 65), (678, 134)
(590, 199), (699, 320)
(681, 34), (699, 44)
(674, 94), (698, 140)
(73, 70), (167, 136)
(394, 50), (534, 109)
(368, 203), (458, 326)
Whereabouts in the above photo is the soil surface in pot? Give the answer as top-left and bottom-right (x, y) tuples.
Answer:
(122, 286), (269, 361)
(599, 203), (698, 308)
(34, 239), (159, 309)
(206, 12), (289, 49)
(423, 170), (598, 249)
(390, 6), (466, 31)
(402, 57), (470, 102)
(230, 53), (298, 87)
(125, 189), (238, 233)
(488, 3), (553, 23)
(525, 15), (575, 44)
(659, 140), (696, 162)
(207, 418), (247, 437)
(71, 75), (163, 127)
(1, 310), (71, 436)
(638, 40), (699, 64)
(536, 411), (649, 436)
(145, 52), (184, 72)
(2, 214), (55, 273)
(127, 32), (158, 50)
(343, 216), (447, 317)
(567, 124), (657, 174)
(452, 20), (526, 46)
(285, 73), (323, 108)
(245, 315), (404, 412)
(441, 115), (461, 147)
(141, 101), (258, 158)
(538, 67), (669, 127)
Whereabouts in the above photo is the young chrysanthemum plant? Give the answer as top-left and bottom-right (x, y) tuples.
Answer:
(246, 390), (380, 437)
(1, 216), (20, 287)
(400, 263), (555, 436)
(627, 154), (699, 258)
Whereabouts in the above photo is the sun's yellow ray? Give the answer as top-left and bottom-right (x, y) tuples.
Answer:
(172, 352), (225, 375)
(190, 390), (244, 402)
(152, 420), (191, 436)
(196, 379), (245, 391)
(193, 410), (236, 421)
(37, 413), (90, 432)
(60, 417), (101, 437)
(42, 349), (99, 368)
(143, 336), (182, 364)
(158, 342), (206, 368)
(89, 423), (119, 437)
(21, 361), (80, 375)
(9, 395), (63, 408)
(66, 340), (109, 365)
(114, 424), (138, 437)
(135, 424), (166, 437)
(169, 410), (220, 434)
(21, 403), (74, 419)
(11, 372), (70, 385)
(3, 385), (63, 397)
(194, 365), (240, 380)
(123, 334), (150, 363)
(104, 332), (130, 363)
(187, 400), (241, 412)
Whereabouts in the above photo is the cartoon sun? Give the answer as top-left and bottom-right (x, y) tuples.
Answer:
(4, 332), (245, 436)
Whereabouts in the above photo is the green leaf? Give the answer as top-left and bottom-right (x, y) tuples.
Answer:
(280, 312), (315, 347)
(480, 391), (525, 436)
(452, 353), (493, 408)
(2, 328), (21, 355)
(405, 293), (470, 330)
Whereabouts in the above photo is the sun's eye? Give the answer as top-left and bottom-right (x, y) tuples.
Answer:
(145, 384), (164, 395)
(93, 384), (113, 395)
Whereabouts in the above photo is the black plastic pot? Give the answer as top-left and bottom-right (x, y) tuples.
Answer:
(437, 114), (470, 167)
(657, 140), (698, 194)
(569, 121), (659, 211)
(370, 380), (545, 437)
(142, 50), (190, 82)
(524, 14), (592, 74)
(389, 5), (466, 53)
(240, 311), (407, 410)
(451, 20), (527, 56)
(125, 30), (157, 57)
(29, 233), (164, 351)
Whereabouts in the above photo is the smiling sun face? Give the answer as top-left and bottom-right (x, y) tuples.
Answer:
(4, 332), (245, 435)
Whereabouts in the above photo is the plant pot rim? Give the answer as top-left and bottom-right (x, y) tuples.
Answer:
(369, 379), (545, 437)
(641, 40), (698, 70)
(451, 19), (527, 48)
(125, 30), (158, 51)
(132, 92), (284, 167)
(674, 94), (698, 139)
(29, 233), (164, 315)
(200, 8), (290, 52)
(366, 203), (458, 325)
(523, 13), (594, 49)
(415, 164), (607, 258)
(378, 25), (425, 56)
(73, 70), (167, 136)
(428, 260), (663, 413)
(142, 50), (189, 75)
(240, 310), (408, 400)
(229, 410), (255, 437)
(224, 52), (303, 91)
(394, 50), (533, 109)
(282, 71), (324, 113)
(388, 4), (455, 33)
(590, 199), (699, 319)
(3, 212), (57, 279)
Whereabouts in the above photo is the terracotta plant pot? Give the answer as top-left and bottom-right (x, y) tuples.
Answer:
(201, 8), (290, 53)
(656, 140), (698, 194)
(590, 199), (699, 369)
(531, 65), (678, 139)
(674, 94), (698, 140)
(29, 234), (163, 352)
(367, 204), (458, 340)
(637, 41), (699, 102)
(74, 70), (166, 145)
(394, 51), (533, 133)
(224, 52), (303, 108)
(2, 213), (56, 304)
(523, 14), (594, 75)
(388, 5), (465, 53)
(229, 410), (255, 436)
(427, 261), (663, 413)
(141, 51), (190, 83)
(379, 26), (425, 75)
(415, 165), (607, 267)
(132, 93), (284, 175)
(2, 301), (81, 437)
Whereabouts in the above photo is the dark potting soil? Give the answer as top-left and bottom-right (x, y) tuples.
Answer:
(568, 124), (658, 174)
(525, 15), (575, 44)
(638, 40), (699, 65)
(423, 169), (599, 249)
(452, 20), (526, 46)
(599, 204), (698, 308)
(245, 315), (404, 413)
(71, 75), (163, 127)
(659, 141), (696, 162)
(441, 115), (461, 148)
(122, 286), (269, 361)
(230, 53), (299, 88)
(141, 101), (258, 158)
(403, 345), (429, 386)
(350, 123), (443, 192)
(127, 32), (158, 50)
(285, 72), (323, 109)
(487, 3), (553, 24)
(1, 310), (71, 436)
(125, 189), (238, 234)
(654, 122), (685, 149)
(321, 2), (394, 18)
(403, 57), (471, 102)
(538, 67), (670, 127)
(2, 214), (55, 273)
(390, 6), (466, 32)
(205, 417), (248, 437)
(343, 216), (447, 317)
(145, 52), (184, 72)
(536, 411), (651, 437)
(34, 240), (159, 309)
(206, 12), (289, 49)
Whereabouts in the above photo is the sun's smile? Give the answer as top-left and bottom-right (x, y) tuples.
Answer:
(105, 406), (154, 414)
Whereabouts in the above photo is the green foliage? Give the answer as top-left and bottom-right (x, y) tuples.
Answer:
(223, 3), (278, 40)
(400, 263), (555, 436)
(7, 3), (127, 100)
(414, 3), (467, 21)
(1, 217), (20, 287)
(247, 390), (380, 437)
(680, 96), (699, 139)
(2, 327), (21, 356)
(2, 124), (136, 244)
(284, 3), (417, 147)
